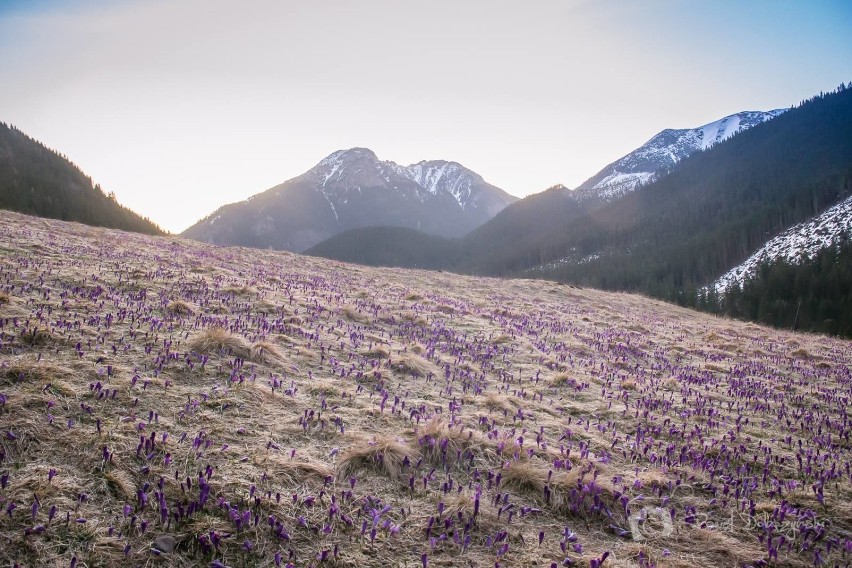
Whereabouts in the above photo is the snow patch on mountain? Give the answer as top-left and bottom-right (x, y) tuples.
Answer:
(714, 195), (852, 292)
(575, 109), (786, 201)
(587, 172), (656, 201)
(393, 161), (481, 209)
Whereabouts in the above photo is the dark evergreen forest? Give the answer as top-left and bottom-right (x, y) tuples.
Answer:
(0, 123), (162, 234)
(699, 234), (852, 337)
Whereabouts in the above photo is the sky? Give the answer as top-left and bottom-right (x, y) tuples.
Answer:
(1, 0), (850, 233)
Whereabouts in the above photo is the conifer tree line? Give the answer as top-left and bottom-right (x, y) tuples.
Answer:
(0, 123), (162, 234)
(696, 233), (852, 337)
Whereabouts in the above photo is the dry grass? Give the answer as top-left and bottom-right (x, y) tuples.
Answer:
(19, 327), (52, 346)
(166, 298), (195, 315)
(337, 435), (418, 482)
(188, 326), (251, 359)
(501, 459), (552, 500)
(414, 418), (491, 468)
(342, 306), (369, 323)
(790, 347), (811, 359)
(666, 527), (767, 567)
(362, 345), (390, 359)
(2, 358), (71, 384)
(390, 353), (434, 377)
(482, 392), (513, 412)
(400, 311), (427, 326)
(261, 455), (334, 485)
(0, 210), (850, 568)
(249, 340), (284, 363)
(222, 284), (257, 296)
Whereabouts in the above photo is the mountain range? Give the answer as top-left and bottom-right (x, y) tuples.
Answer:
(307, 86), (852, 334)
(181, 148), (517, 252)
(2, 84), (850, 335)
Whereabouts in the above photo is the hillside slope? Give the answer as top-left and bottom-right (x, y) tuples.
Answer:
(1, 209), (851, 567)
(305, 225), (460, 269)
(0, 123), (162, 234)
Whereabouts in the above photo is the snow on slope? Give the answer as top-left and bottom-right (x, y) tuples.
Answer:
(576, 109), (786, 201)
(392, 161), (482, 209)
(714, 195), (852, 292)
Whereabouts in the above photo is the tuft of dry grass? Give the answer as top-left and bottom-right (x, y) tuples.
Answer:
(222, 284), (257, 296)
(550, 372), (578, 387)
(390, 354), (433, 377)
(667, 527), (766, 566)
(2, 358), (69, 384)
(482, 392), (513, 412)
(342, 306), (369, 323)
(791, 347), (810, 359)
(19, 327), (52, 346)
(166, 299), (195, 315)
(415, 419), (489, 468)
(188, 326), (251, 359)
(103, 469), (136, 500)
(250, 340), (284, 363)
(262, 455), (334, 485)
(363, 345), (390, 359)
(337, 436), (418, 482)
(501, 459), (551, 499)
(400, 311), (428, 326)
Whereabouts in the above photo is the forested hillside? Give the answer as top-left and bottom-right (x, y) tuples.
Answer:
(495, 86), (852, 295)
(701, 234), (852, 336)
(0, 123), (162, 234)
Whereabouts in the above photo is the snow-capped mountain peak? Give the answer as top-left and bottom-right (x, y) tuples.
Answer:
(695, 110), (786, 151)
(314, 148), (383, 189)
(318, 147), (377, 166)
(575, 109), (786, 201)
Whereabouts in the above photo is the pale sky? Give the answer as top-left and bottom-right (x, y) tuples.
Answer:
(1, 0), (850, 233)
